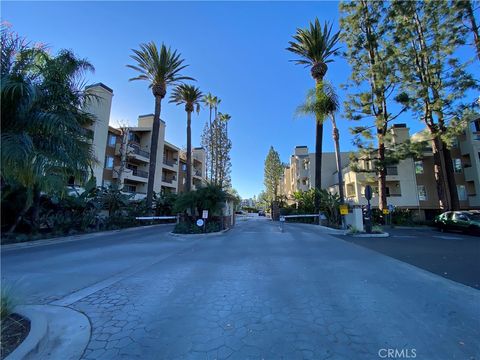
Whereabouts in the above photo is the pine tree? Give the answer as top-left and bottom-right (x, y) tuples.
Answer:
(390, 0), (478, 210)
(340, 0), (409, 211)
(264, 146), (284, 204)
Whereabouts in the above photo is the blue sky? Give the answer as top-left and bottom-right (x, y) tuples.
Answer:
(3, 1), (478, 199)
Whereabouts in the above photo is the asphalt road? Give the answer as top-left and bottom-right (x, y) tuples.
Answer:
(2, 218), (479, 359)
(335, 226), (480, 290)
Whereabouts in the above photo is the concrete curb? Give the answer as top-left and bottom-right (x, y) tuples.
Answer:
(350, 232), (390, 238)
(6, 306), (48, 360)
(7, 305), (91, 360)
(1, 223), (175, 252)
(169, 227), (231, 238)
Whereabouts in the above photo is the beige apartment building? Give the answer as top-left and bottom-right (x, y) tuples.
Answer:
(83, 83), (206, 199)
(281, 122), (480, 220)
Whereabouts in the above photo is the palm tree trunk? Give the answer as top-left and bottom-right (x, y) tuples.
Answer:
(331, 115), (344, 203)
(314, 81), (324, 214)
(146, 95), (162, 210)
(186, 111), (192, 192)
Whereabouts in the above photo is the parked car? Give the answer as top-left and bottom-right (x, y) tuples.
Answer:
(258, 210), (265, 217)
(434, 211), (480, 235)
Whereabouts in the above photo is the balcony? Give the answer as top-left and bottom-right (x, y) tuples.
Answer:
(163, 158), (178, 168)
(464, 166), (477, 182)
(131, 145), (150, 159)
(161, 174), (177, 184)
(131, 169), (148, 178)
(113, 166), (148, 183)
(193, 169), (203, 178)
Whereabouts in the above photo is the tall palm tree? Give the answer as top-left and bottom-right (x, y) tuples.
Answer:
(296, 82), (344, 204)
(287, 18), (340, 212)
(127, 42), (193, 209)
(203, 93), (216, 181)
(170, 84), (203, 192)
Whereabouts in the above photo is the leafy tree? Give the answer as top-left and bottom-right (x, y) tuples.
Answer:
(1, 27), (97, 233)
(153, 191), (177, 216)
(264, 146), (284, 205)
(201, 110), (232, 189)
(217, 112), (233, 188)
(174, 184), (227, 216)
(127, 42), (193, 209)
(170, 84), (203, 192)
(340, 0), (410, 211)
(390, 0), (478, 210)
(287, 18), (340, 211)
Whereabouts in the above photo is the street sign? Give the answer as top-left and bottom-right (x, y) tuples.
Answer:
(364, 185), (372, 201)
(202, 210), (209, 219)
(383, 209), (389, 215)
(280, 216), (285, 222)
(196, 219), (204, 227)
(388, 204), (395, 212)
(339, 204), (349, 215)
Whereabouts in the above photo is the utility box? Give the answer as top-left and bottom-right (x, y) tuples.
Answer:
(345, 207), (364, 232)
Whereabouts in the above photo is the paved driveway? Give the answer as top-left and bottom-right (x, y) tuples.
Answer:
(334, 227), (480, 289)
(2, 219), (479, 359)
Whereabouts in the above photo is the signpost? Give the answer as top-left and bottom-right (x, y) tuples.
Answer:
(201, 210), (208, 232)
(339, 204), (348, 215)
(364, 185), (372, 234)
(280, 216), (285, 232)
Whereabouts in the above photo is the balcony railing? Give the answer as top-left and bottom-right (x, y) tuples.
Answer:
(163, 159), (178, 167)
(131, 145), (150, 158)
(131, 169), (148, 178)
(386, 166), (398, 175)
(194, 170), (202, 177)
(162, 176), (176, 183)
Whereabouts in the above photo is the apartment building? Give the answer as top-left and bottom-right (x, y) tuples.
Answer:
(83, 83), (206, 198)
(177, 147), (207, 193)
(280, 146), (349, 199)
(280, 122), (480, 219)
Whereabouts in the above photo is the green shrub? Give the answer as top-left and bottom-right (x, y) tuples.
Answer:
(1, 284), (17, 320)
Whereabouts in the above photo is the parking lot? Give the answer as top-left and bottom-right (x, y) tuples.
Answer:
(335, 227), (480, 289)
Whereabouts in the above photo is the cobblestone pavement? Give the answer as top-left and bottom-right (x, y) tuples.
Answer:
(71, 219), (480, 360)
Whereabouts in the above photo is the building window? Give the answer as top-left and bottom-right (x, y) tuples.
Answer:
(303, 160), (309, 170)
(105, 156), (114, 169)
(123, 184), (136, 193)
(128, 132), (141, 143)
(108, 134), (117, 147)
(386, 166), (398, 175)
(457, 185), (467, 201)
(417, 185), (427, 201)
(414, 161), (424, 174)
(453, 159), (462, 173)
(471, 119), (480, 132)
